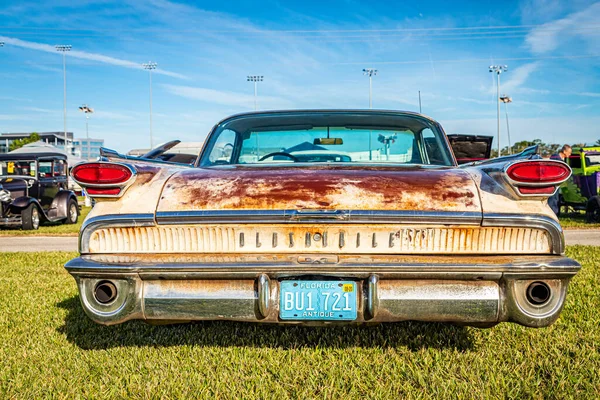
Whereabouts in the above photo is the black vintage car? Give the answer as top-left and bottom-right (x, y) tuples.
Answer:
(0, 152), (79, 230)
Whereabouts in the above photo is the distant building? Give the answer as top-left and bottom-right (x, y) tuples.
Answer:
(0, 132), (104, 161)
(0, 132), (74, 154)
(73, 138), (104, 160)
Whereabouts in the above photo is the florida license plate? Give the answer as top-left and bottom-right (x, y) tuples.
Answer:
(279, 280), (357, 321)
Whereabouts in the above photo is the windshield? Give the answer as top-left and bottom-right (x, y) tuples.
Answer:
(0, 160), (36, 177)
(200, 112), (453, 166)
(585, 153), (600, 166)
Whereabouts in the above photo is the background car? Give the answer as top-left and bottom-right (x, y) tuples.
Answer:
(0, 152), (79, 230)
(560, 146), (600, 222)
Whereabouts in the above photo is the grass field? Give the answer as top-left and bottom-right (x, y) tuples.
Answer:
(1, 248), (599, 398)
(559, 211), (600, 229)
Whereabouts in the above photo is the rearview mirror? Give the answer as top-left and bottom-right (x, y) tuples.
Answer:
(314, 138), (343, 145)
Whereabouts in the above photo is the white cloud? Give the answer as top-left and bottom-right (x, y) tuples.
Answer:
(161, 84), (295, 109)
(0, 36), (188, 79)
(525, 2), (600, 54)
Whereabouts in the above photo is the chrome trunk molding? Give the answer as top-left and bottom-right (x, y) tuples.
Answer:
(154, 210), (483, 225)
(78, 211), (565, 255)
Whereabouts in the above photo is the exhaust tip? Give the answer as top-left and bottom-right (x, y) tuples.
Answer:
(94, 281), (118, 304)
(526, 281), (551, 305)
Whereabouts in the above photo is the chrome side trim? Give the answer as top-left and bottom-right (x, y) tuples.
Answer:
(79, 213), (155, 254)
(482, 213), (564, 255)
(155, 210), (483, 225)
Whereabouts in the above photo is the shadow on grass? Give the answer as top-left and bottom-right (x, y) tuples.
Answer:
(57, 295), (476, 352)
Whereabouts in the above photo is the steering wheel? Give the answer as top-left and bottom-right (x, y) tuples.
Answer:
(258, 152), (299, 162)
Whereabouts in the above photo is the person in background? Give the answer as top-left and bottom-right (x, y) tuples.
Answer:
(550, 145), (572, 162)
(548, 144), (572, 215)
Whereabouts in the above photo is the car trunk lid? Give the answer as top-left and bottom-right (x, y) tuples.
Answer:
(156, 165), (482, 214)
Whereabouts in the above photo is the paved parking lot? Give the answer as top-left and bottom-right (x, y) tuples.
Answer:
(0, 230), (598, 252)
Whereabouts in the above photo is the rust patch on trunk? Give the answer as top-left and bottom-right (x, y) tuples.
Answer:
(157, 165), (481, 212)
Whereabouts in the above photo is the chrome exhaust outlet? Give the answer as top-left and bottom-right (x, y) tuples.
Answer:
(526, 281), (551, 305)
(94, 280), (118, 304)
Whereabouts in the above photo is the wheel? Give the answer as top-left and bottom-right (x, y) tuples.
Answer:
(21, 204), (40, 230)
(65, 199), (79, 224)
(585, 196), (600, 223)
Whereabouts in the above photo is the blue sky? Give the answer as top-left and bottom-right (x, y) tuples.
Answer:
(1, 0), (599, 152)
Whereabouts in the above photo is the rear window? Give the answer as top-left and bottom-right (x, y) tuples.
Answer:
(201, 112), (454, 167)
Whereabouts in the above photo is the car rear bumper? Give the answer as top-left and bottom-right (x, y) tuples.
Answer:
(65, 254), (580, 328)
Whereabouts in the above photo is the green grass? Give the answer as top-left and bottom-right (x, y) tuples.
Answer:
(1, 248), (599, 398)
(0, 206), (91, 236)
(559, 211), (600, 229)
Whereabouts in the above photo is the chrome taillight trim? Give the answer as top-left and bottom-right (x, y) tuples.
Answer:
(502, 160), (572, 198)
(70, 161), (138, 198)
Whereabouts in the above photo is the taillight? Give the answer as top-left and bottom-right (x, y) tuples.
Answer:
(86, 188), (121, 196)
(72, 163), (133, 185)
(506, 161), (570, 184)
(505, 160), (571, 197)
(71, 162), (135, 198)
(516, 186), (556, 195)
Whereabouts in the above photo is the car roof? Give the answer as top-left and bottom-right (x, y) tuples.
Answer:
(0, 152), (67, 160)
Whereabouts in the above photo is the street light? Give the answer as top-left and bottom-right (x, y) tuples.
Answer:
(142, 62), (157, 149)
(247, 75), (263, 111)
(499, 95), (513, 155)
(78, 104), (94, 143)
(363, 68), (378, 161)
(0, 42), (4, 47)
(56, 45), (72, 153)
(489, 65), (508, 157)
(362, 68), (377, 109)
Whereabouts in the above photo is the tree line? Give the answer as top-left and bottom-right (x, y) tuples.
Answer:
(490, 139), (600, 158)
(8, 133), (41, 151)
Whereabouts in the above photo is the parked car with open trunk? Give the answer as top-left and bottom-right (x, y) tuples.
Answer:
(66, 110), (579, 328)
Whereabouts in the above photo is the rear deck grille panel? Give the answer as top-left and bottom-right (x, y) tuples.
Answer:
(88, 225), (551, 254)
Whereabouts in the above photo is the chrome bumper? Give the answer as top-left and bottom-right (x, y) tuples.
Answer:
(65, 255), (580, 328)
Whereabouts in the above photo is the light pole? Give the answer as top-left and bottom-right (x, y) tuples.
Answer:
(247, 75), (263, 111)
(362, 68), (377, 109)
(78, 104), (94, 157)
(143, 62), (157, 149)
(56, 45), (72, 153)
(363, 68), (377, 161)
(500, 95), (513, 155)
(489, 65), (507, 157)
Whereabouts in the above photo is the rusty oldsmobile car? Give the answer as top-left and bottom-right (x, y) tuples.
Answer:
(65, 110), (580, 328)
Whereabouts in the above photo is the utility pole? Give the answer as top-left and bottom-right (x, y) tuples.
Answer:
(418, 91), (422, 113)
(56, 45), (72, 153)
(499, 95), (513, 155)
(142, 62), (157, 149)
(489, 65), (507, 157)
(247, 75), (263, 111)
